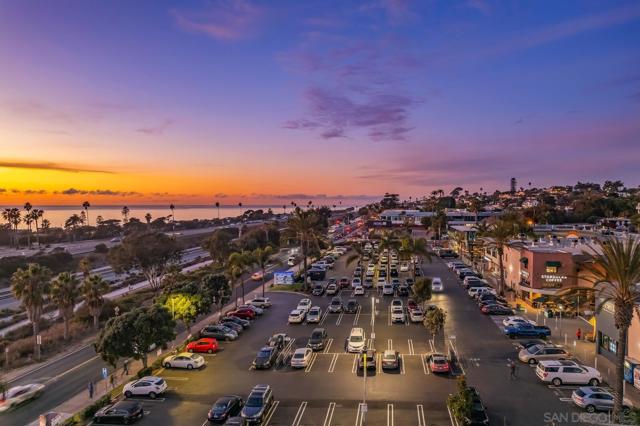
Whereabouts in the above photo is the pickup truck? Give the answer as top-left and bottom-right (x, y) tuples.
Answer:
(504, 323), (551, 339)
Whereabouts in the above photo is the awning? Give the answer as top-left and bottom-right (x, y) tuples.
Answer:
(545, 261), (562, 268)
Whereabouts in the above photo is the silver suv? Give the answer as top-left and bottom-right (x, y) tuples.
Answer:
(518, 344), (570, 365)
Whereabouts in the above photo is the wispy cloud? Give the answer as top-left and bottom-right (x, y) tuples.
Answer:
(171, 0), (263, 41)
(136, 118), (174, 135)
(463, 0), (491, 16)
(0, 161), (113, 174)
(2, 99), (137, 124)
(56, 188), (143, 196)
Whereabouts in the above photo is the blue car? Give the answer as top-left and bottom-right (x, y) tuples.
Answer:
(504, 323), (551, 339)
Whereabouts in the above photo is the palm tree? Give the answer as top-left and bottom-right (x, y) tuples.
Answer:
(23, 203), (33, 247)
(82, 201), (91, 226)
(145, 212), (152, 228)
(169, 204), (175, 224)
(41, 219), (51, 234)
(282, 208), (324, 291)
(31, 209), (44, 247)
(2, 208), (21, 247)
(346, 243), (367, 268)
(250, 246), (276, 297)
(50, 272), (80, 340)
(78, 257), (92, 280)
(215, 201), (220, 219)
(121, 206), (130, 223)
(64, 214), (83, 241)
(478, 219), (519, 295)
(226, 251), (250, 308)
(579, 238), (640, 421)
(11, 263), (52, 360)
(83, 275), (109, 330)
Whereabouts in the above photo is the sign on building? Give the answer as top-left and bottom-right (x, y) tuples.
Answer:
(274, 271), (295, 285)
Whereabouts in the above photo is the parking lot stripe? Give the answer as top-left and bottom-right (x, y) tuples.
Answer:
(387, 404), (394, 426)
(336, 312), (344, 326)
(355, 403), (366, 426)
(291, 401), (308, 426)
(421, 354), (430, 375)
(408, 339), (415, 355)
(305, 353), (318, 372)
(377, 353), (382, 374)
(400, 355), (405, 375)
(262, 400), (280, 426)
(353, 306), (361, 325)
(387, 339), (393, 351)
(387, 306), (392, 326)
(328, 353), (338, 373)
(428, 339), (435, 352)
(559, 397), (574, 402)
(351, 354), (358, 373)
(417, 404), (426, 426)
(446, 402), (460, 426)
(320, 310), (329, 325)
(323, 402), (336, 426)
(449, 339), (465, 375)
(323, 338), (334, 354)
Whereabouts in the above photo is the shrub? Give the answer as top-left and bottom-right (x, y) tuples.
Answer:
(80, 394), (111, 419)
(447, 376), (473, 422)
(136, 367), (152, 378)
(94, 243), (108, 253)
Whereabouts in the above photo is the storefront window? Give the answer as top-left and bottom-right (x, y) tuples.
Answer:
(546, 266), (558, 273)
(599, 333), (618, 355)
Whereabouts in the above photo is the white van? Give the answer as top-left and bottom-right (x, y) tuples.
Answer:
(469, 286), (496, 298)
(347, 327), (366, 353)
(431, 277), (443, 292)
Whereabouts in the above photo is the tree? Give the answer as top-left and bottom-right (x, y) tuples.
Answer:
(83, 274), (109, 329)
(41, 218), (51, 234)
(82, 201), (91, 226)
(107, 232), (181, 293)
(202, 231), (234, 266)
(412, 277), (432, 307)
(478, 219), (519, 295)
(50, 272), (80, 340)
(30, 209), (44, 247)
(201, 274), (231, 313)
(282, 208), (325, 290)
(424, 306), (447, 349)
(121, 206), (130, 223)
(226, 251), (251, 308)
(447, 376), (474, 423)
(144, 213), (152, 228)
(78, 257), (92, 280)
(65, 214), (83, 241)
(580, 238), (640, 421)
(250, 246), (276, 297)
(95, 305), (176, 369)
(2, 208), (21, 247)
(399, 237), (432, 279)
(11, 263), (52, 360)
(161, 292), (203, 334)
(24, 202), (33, 247)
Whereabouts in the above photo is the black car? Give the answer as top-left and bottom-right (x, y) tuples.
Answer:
(389, 268), (399, 277)
(241, 384), (274, 424)
(307, 328), (328, 351)
(312, 284), (324, 296)
(208, 395), (244, 423)
(93, 401), (143, 424)
(200, 325), (236, 341)
(378, 269), (387, 278)
(397, 285), (409, 296)
(414, 268), (423, 277)
(405, 278), (414, 287)
(482, 304), (514, 315)
(252, 347), (278, 370)
(344, 299), (359, 313)
(224, 417), (248, 426)
(222, 316), (251, 329)
(459, 270), (479, 280)
(219, 320), (243, 333)
(463, 387), (489, 425)
(517, 339), (547, 350)
(357, 350), (377, 371)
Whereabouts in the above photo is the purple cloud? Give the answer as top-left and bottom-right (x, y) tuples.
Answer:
(171, 0), (263, 41)
(58, 188), (142, 196)
(136, 118), (174, 135)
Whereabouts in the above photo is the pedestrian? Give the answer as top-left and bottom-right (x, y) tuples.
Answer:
(576, 328), (582, 341)
(508, 359), (517, 380)
(122, 359), (129, 377)
(88, 381), (94, 399)
(109, 373), (115, 390)
(128, 283), (133, 293)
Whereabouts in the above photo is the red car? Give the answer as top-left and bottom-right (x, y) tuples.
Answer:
(427, 353), (451, 373)
(407, 299), (418, 311)
(186, 338), (219, 354)
(339, 277), (350, 288)
(228, 309), (255, 320)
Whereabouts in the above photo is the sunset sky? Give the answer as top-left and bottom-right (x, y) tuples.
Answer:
(1, 0), (639, 206)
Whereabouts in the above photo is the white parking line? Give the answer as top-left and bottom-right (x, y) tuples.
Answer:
(354, 306), (361, 325)
(336, 312), (344, 326)
(351, 354), (358, 373)
(377, 353), (382, 374)
(387, 306), (392, 326)
(328, 353), (338, 373)
(447, 402), (460, 426)
(305, 353), (318, 372)
(320, 310), (329, 325)
(428, 339), (435, 352)
(323, 402), (336, 426)
(417, 404), (426, 426)
(355, 403), (366, 426)
(291, 401), (308, 426)
(400, 355), (405, 375)
(421, 354), (430, 375)
(162, 376), (189, 381)
(262, 400), (280, 426)
(366, 338), (372, 348)
(407, 339), (415, 355)
(387, 339), (393, 351)
(323, 338), (334, 354)
(387, 404), (394, 426)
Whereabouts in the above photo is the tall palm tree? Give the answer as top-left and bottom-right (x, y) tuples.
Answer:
(78, 257), (92, 280)
(24, 203), (33, 247)
(145, 212), (152, 228)
(50, 272), (80, 340)
(11, 263), (52, 360)
(169, 204), (175, 223)
(250, 246), (276, 297)
(478, 219), (519, 295)
(82, 201), (91, 226)
(2, 208), (21, 247)
(64, 214), (83, 241)
(580, 238), (640, 421)
(215, 201), (220, 219)
(83, 275), (109, 330)
(226, 251), (251, 308)
(41, 219), (51, 234)
(282, 208), (324, 291)
(31, 209), (44, 247)
(121, 206), (130, 223)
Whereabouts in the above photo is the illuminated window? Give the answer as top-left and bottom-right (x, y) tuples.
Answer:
(546, 266), (558, 273)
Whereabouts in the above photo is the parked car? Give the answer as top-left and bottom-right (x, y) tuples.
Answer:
(397, 285), (409, 296)
(253, 346), (279, 370)
(353, 286), (365, 296)
(516, 339), (547, 350)
(248, 297), (271, 308)
(431, 277), (443, 292)
(288, 309), (305, 324)
(241, 384), (274, 424)
(481, 304), (514, 315)
(239, 304), (263, 315)
(296, 299), (312, 314)
(339, 277), (350, 288)
(186, 338), (219, 354)
(427, 353), (450, 373)
(503, 316), (536, 328)
(311, 284), (324, 296)
(407, 299), (418, 311)
(328, 297), (343, 313)
(291, 347), (313, 368)
(571, 387), (631, 414)
(308, 328), (328, 351)
(306, 306), (322, 323)
(0, 383), (45, 412)
(504, 323), (551, 339)
(163, 352), (205, 370)
(463, 387), (489, 425)
(518, 344), (570, 364)
(93, 401), (144, 424)
(222, 316), (251, 329)
(267, 333), (291, 350)
(208, 395), (244, 423)
(347, 327), (366, 353)
(224, 417), (248, 426)
(381, 350), (400, 370)
(382, 284), (394, 295)
(326, 284), (338, 295)
(227, 309), (256, 320)
(123, 376), (167, 399)
(219, 319), (244, 333)
(536, 360), (602, 386)
(400, 262), (409, 272)
(364, 278), (374, 288)
(391, 306), (405, 323)
(345, 299), (359, 313)
(409, 307), (425, 322)
(357, 349), (377, 371)
(200, 325), (238, 341)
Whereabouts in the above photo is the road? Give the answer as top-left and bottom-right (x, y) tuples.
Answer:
(79, 251), (590, 426)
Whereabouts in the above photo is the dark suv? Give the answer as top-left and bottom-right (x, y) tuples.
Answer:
(345, 299), (359, 314)
(307, 328), (328, 351)
(252, 347), (278, 370)
(241, 384), (274, 424)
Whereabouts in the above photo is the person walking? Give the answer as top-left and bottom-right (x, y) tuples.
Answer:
(508, 359), (517, 380)
(576, 328), (582, 341)
(88, 381), (94, 399)
(109, 373), (116, 390)
(122, 359), (130, 377)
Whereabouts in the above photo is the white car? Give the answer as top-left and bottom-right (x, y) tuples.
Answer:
(288, 309), (306, 324)
(307, 306), (322, 323)
(290, 347), (313, 368)
(248, 297), (272, 308)
(347, 327), (366, 353)
(536, 360), (602, 386)
(0, 383), (45, 412)
(377, 277), (387, 286)
(353, 286), (365, 296)
(251, 271), (264, 281)
(123, 376), (167, 399)
(399, 262), (409, 272)
(287, 256), (297, 266)
(163, 352), (205, 370)
(503, 316), (536, 327)
(352, 278), (362, 288)
(382, 284), (394, 295)
(367, 264), (376, 273)
(391, 306), (405, 323)
(409, 308), (424, 322)
(297, 298), (312, 314)
(431, 277), (443, 292)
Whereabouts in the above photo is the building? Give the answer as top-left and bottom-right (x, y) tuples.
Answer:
(377, 209), (501, 227)
(510, 177), (517, 194)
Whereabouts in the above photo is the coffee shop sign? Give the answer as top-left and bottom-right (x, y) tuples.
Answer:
(540, 274), (567, 283)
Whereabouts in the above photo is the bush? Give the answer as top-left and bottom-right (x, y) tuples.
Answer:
(81, 394), (112, 419)
(94, 243), (108, 253)
(136, 367), (152, 378)
(447, 376), (473, 422)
